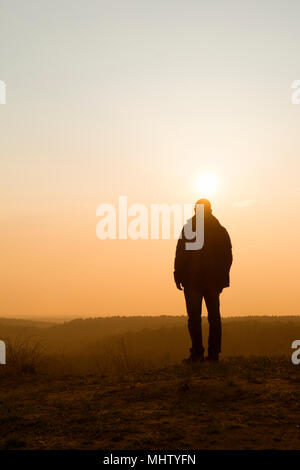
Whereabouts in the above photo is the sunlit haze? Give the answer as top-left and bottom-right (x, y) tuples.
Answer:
(1, 1), (300, 319)
(196, 172), (218, 197)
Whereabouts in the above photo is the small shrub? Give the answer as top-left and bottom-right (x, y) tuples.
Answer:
(3, 337), (44, 375)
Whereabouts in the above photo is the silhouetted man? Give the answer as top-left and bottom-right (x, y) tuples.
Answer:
(174, 199), (232, 363)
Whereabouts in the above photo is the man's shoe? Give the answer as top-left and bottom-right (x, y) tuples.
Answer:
(205, 354), (219, 362)
(182, 353), (204, 365)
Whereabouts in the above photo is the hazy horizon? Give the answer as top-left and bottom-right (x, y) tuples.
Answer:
(1, 313), (300, 325)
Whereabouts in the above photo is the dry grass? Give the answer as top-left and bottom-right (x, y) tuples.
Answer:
(0, 356), (299, 450)
(0, 337), (44, 376)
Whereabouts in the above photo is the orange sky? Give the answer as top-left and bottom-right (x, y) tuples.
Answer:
(1, 1), (300, 319)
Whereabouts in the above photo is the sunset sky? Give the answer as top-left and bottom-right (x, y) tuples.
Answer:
(1, 0), (300, 319)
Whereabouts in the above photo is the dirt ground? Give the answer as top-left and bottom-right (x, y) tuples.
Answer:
(0, 357), (299, 450)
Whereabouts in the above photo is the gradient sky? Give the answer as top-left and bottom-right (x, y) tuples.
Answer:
(1, 0), (300, 319)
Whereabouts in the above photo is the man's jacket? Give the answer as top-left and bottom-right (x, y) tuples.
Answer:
(174, 214), (232, 291)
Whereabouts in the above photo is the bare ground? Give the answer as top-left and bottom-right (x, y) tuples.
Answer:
(0, 357), (299, 450)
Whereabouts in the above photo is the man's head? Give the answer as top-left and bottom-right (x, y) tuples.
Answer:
(194, 198), (212, 215)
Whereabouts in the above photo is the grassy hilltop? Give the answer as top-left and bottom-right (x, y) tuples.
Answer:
(0, 357), (299, 450)
(0, 316), (299, 450)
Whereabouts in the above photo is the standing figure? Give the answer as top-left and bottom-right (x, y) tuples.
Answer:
(174, 199), (232, 363)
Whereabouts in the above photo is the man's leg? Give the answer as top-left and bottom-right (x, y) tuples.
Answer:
(184, 288), (204, 358)
(204, 288), (222, 360)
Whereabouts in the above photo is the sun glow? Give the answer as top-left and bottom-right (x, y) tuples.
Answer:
(196, 172), (218, 197)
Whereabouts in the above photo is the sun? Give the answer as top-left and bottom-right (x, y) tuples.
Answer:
(196, 172), (218, 196)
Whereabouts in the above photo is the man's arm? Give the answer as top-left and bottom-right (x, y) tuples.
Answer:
(223, 228), (233, 270)
(174, 230), (185, 290)
(218, 228), (233, 289)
